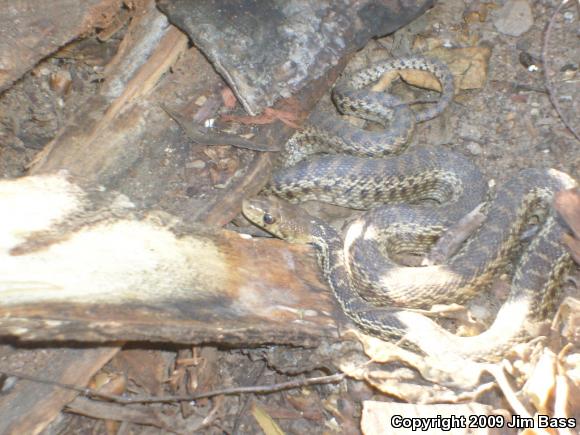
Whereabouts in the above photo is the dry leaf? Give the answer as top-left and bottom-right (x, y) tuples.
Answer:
(221, 87), (238, 109)
(523, 349), (557, 414)
(371, 69), (441, 93)
(399, 69), (443, 92)
(371, 70), (400, 92)
(553, 297), (580, 343)
(425, 47), (492, 90)
(343, 330), (486, 392)
(252, 402), (286, 435)
(557, 351), (580, 417)
(220, 97), (304, 128)
(555, 189), (580, 237)
(463, 1), (498, 23)
(411, 35), (445, 52)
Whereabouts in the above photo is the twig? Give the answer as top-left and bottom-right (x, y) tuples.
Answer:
(422, 203), (486, 266)
(160, 104), (281, 152)
(0, 369), (344, 405)
(542, 0), (580, 142)
(232, 362), (267, 435)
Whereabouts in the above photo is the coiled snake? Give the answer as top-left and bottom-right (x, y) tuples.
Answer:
(243, 56), (577, 362)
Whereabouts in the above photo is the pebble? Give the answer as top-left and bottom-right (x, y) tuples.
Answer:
(49, 70), (72, 94)
(187, 159), (206, 169)
(493, 0), (534, 37)
(467, 142), (483, 155)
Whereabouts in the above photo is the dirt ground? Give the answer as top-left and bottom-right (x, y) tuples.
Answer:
(0, 0), (578, 433)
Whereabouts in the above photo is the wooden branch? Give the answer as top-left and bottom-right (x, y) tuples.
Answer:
(0, 173), (337, 345)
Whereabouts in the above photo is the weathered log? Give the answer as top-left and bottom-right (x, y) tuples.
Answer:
(0, 173), (337, 344)
(0, 171), (337, 433)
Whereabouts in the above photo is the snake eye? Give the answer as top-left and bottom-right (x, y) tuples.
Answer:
(263, 213), (275, 225)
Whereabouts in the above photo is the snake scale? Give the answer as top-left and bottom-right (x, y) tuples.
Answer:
(242, 56), (577, 362)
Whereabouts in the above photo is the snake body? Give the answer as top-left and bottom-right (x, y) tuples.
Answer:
(244, 56), (577, 361)
(243, 174), (574, 361)
(279, 56), (453, 167)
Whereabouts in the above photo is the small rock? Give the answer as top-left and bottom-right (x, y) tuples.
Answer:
(511, 94), (528, 103)
(194, 95), (207, 106)
(187, 160), (206, 169)
(49, 70), (72, 95)
(466, 142), (483, 155)
(563, 70), (577, 81)
(493, 0), (534, 37)
(561, 63), (578, 72)
(519, 51), (540, 70)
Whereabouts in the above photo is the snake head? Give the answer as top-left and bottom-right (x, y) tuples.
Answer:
(242, 197), (316, 244)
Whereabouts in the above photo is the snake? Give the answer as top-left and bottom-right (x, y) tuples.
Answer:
(279, 56), (453, 167)
(242, 56), (578, 361)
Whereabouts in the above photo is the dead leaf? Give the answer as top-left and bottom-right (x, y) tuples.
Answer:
(220, 97), (304, 129)
(400, 69), (443, 92)
(342, 330), (486, 392)
(463, 1), (498, 23)
(423, 203), (486, 266)
(552, 297), (580, 343)
(251, 402), (286, 435)
(555, 189), (580, 263)
(425, 47), (492, 90)
(523, 349), (557, 414)
(371, 70), (400, 92)
(562, 233), (580, 264)
(411, 35), (445, 52)
(557, 351), (580, 417)
(111, 348), (173, 396)
(555, 189), (580, 237)
(286, 394), (325, 421)
(221, 87), (238, 109)
(372, 68), (442, 93)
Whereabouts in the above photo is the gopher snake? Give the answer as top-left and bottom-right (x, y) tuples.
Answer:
(243, 56), (577, 361)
